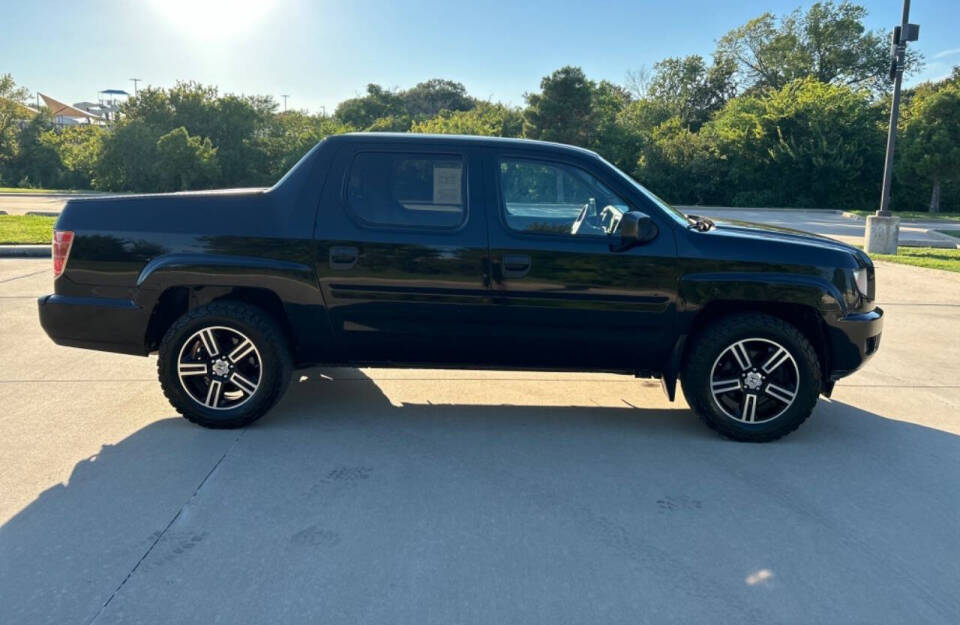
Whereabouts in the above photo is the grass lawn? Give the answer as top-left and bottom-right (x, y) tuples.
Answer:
(868, 246), (960, 273)
(845, 209), (960, 222)
(0, 187), (89, 194)
(0, 215), (56, 244)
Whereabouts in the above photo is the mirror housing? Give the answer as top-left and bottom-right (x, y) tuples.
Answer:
(614, 211), (658, 251)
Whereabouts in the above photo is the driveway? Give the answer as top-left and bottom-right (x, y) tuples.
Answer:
(1, 258), (958, 624)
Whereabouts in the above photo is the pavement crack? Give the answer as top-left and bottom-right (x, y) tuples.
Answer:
(85, 427), (247, 625)
(0, 269), (47, 284)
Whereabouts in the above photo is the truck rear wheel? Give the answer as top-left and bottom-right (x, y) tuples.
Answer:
(158, 301), (292, 429)
(680, 313), (821, 442)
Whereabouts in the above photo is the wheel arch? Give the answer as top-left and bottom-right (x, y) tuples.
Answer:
(669, 272), (843, 398)
(137, 253), (332, 362)
(144, 285), (295, 352)
(680, 300), (832, 394)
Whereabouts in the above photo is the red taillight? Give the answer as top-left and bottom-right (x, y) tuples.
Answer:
(52, 230), (74, 279)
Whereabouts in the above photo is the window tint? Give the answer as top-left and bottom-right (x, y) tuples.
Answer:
(499, 159), (630, 237)
(347, 153), (466, 229)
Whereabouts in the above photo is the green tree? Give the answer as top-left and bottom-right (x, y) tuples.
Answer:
(898, 75), (960, 212)
(647, 55), (737, 129)
(120, 83), (276, 187)
(212, 94), (277, 186)
(401, 79), (474, 118)
(8, 113), (60, 188)
(365, 114), (413, 132)
(334, 84), (406, 130)
(411, 102), (522, 136)
(0, 74), (32, 181)
(523, 66), (595, 146)
(40, 125), (105, 189)
(717, 1), (921, 95)
(94, 119), (162, 191)
(153, 127), (220, 191)
(589, 80), (633, 167)
(260, 112), (352, 181)
(636, 116), (720, 205)
(705, 77), (884, 208)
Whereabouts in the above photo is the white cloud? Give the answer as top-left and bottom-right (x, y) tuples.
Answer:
(933, 48), (960, 59)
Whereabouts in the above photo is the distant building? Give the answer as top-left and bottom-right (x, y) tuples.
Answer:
(39, 93), (104, 126)
(35, 89), (129, 126)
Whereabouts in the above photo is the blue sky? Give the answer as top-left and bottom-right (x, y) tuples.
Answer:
(4, 0), (958, 113)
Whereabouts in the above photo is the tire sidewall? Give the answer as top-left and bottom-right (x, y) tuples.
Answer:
(683, 315), (821, 441)
(159, 305), (288, 425)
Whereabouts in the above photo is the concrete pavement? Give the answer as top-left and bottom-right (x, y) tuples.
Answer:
(685, 207), (960, 248)
(0, 193), (86, 216)
(1, 258), (959, 624)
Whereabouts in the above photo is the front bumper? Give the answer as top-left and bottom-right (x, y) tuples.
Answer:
(38, 294), (150, 356)
(825, 307), (883, 380)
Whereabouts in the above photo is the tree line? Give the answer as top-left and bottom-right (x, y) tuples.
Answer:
(1, 1), (957, 211)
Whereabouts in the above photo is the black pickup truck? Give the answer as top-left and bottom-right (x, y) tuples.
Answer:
(39, 133), (882, 441)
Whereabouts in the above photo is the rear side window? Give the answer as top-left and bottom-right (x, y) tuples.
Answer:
(346, 153), (466, 229)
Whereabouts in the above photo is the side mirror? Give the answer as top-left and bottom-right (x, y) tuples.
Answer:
(614, 211), (658, 251)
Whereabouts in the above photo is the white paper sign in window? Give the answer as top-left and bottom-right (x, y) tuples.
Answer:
(433, 165), (462, 205)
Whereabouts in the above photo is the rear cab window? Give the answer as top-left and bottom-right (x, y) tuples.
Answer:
(346, 152), (466, 229)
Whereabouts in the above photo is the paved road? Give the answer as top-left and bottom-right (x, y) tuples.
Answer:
(687, 207), (959, 248)
(1, 259), (959, 624)
(0, 193), (86, 216)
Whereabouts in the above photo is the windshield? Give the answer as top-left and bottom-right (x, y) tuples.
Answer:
(598, 156), (690, 227)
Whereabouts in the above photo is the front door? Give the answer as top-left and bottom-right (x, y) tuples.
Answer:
(483, 151), (679, 372)
(314, 144), (491, 365)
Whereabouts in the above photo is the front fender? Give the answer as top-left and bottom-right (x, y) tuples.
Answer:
(678, 272), (845, 320)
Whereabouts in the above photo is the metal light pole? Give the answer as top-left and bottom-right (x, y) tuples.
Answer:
(130, 78), (141, 96)
(866, 0), (919, 254)
(281, 94), (289, 112)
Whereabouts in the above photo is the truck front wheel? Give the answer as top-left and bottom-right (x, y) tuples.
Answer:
(157, 301), (292, 429)
(680, 313), (822, 442)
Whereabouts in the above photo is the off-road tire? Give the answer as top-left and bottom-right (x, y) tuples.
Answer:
(680, 313), (821, 442)
(158, 301), (292, 429)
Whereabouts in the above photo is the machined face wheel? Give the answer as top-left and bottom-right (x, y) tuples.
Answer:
(176, 325), (262, 410)
(709, 337), (800, 424)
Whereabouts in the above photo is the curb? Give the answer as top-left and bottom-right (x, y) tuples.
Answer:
(899, 239), (959, 249)
(25, 211), (61, 217)
(0, 245), (51, 258)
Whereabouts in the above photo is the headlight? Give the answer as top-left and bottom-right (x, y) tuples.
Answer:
(852, 268), (868, 296)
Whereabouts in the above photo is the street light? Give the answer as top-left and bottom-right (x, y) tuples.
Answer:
(865, 0), (919, 254)
(130, 78), (141, 96)
(281, 94), (289, 112)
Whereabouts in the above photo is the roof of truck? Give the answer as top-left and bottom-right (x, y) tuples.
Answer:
(332, 132), (600, 157)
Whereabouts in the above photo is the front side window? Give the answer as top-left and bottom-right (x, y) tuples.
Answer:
(499, 158), (630, 237)
(347, 153), (466, 229)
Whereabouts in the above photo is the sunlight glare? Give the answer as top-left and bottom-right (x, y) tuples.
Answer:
(745, 569), (774, 586)
(149, 0), (279, 38)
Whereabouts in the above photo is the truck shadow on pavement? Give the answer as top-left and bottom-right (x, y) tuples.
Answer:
(3, 368), (959, 624)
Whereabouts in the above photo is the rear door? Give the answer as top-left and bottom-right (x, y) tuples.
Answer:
(482, 150), (679, 372)
(313, 142), (492, 365)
